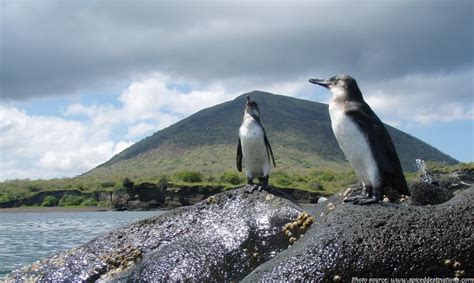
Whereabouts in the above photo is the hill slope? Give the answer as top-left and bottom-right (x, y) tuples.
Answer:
(85, 91), (458, 180)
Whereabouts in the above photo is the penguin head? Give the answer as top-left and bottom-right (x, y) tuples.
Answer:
(309, 75), (363, 101)
(245, 95), (260, 117)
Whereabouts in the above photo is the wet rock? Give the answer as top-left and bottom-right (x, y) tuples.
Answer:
(409, 182), (453, 205)
(409, 167), (473, 205)
(7, 187), (303, 282)
(243, 187), (473, 281)
(7, 181), (473, 281)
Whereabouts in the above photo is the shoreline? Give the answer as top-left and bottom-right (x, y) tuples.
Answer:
(0, 206), (112, 213)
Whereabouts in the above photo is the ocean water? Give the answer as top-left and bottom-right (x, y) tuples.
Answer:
(0, 210), (165, 278)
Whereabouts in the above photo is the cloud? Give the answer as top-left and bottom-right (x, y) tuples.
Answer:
(0, 0), (473, 178)
(1, 1), (472, 100)
(363, 69), (474, 126)
(126, 122), (156, 139)
(0, 74), (238, 180)
(65, 73), (237, 135)
(0, 104), (133, 180)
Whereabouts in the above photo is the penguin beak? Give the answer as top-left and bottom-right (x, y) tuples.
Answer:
(309, 78), (330, 88)
(246, 95), (251, 106)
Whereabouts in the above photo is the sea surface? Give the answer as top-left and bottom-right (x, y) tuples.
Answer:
(0, 210), (165, 278)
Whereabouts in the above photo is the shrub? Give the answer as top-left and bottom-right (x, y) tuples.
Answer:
(97, 200), (111, 207)
(59, 195), (85, 207)
(206, 176), (216, 183)
(220, 172), (243, 185)
(308, 170), (336, 182)
(41, 195), (58, 207)
(158, 175), (169, 187)
(100, 181), (116, 188)
(27, 185), (42, 192)
(318, 172), (335, 182)
(123, 177), (134, 189)
(174, 171), (203, 183)
(81, 198), (98, 206)
(272, 172), (293, 187)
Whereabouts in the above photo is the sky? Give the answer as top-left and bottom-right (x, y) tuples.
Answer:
(0, 0), (473, 181)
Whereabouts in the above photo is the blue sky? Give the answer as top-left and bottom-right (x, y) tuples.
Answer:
(0, 0), (472, 180)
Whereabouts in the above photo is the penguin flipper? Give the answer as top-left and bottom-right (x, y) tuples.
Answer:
(237, 138), (243, 172)
(264, 134), (276, 167)
(251, 113), (276, 168)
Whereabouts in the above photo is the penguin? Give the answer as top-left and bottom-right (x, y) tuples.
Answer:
(309, 75), (409, 204)
(237, 96), (276, 190)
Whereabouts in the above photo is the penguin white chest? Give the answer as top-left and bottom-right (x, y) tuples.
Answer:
(329, 104), (380, 188)
(239, 119), (270, 178)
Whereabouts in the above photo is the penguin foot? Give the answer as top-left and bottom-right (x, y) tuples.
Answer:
(244, 184), (259, 193)
(258, 176), (269, 192)
(343, 195), (379, 205)
(258, 184), (269, 191)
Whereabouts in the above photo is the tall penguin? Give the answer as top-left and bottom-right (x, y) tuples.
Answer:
(237, 96), (276, 190)
(309, 75), (409, 204)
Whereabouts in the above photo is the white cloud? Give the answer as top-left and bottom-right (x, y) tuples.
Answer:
(120, 73), (234, 120)
(258, 79), (305, 97)
(114, 141), (133, 154)
(0, 74), (239, 180)
(362, 69), (474, 127)
(126, 122), (156, 139)
(0, 105), (132, 181)
(64, 73), (238, 132)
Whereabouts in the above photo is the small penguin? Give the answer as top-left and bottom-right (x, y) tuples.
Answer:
(309, 75), (409, 204)
(237, 96), (276, 190)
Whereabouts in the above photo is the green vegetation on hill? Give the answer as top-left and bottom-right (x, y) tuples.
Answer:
(0, 177), (118, 204)
(87, 91), (457, 182)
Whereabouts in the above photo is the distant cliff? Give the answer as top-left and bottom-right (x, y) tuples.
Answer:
(0, 182), (325, 210)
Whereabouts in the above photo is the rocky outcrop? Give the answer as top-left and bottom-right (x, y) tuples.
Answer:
(113, 183), (324, 210)
(7, 180), (473, 281)
(113, 183), (228, 210)
(408, 167), (472, 206)
(0, 182), (324, 210)
(244, 186), (473, 281)
(7, 187), (303, 282)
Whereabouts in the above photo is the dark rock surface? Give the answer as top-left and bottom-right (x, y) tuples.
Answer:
(7, 179), (473, 281)
(243, 186), (473, 281)
(7, 187), (303, 282)
(409, 182), (453, 205)
(409, 167), (472, 206)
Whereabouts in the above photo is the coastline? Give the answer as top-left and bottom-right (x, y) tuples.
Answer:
(0, 206), (112, 213)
